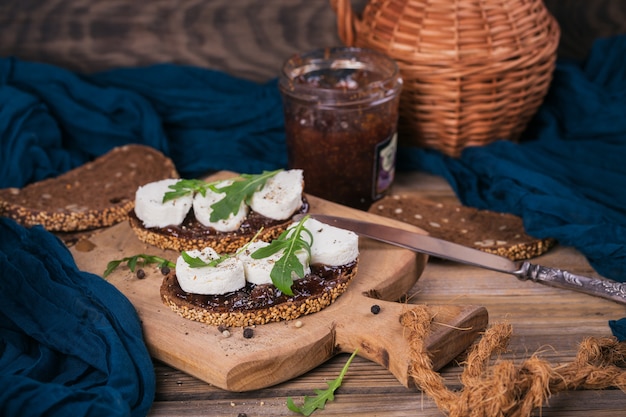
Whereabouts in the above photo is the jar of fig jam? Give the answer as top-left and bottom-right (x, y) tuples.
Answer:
(279, 47), (403, 210)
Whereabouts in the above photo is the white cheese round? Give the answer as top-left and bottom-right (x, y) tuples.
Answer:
(236, 241), (311, 285)
(175, 248), (246, 295)
(193, 180), (249, 232)
(294, 218), (359, 266)
(248, 169), (304, 220)
(134, 179), (193, 228)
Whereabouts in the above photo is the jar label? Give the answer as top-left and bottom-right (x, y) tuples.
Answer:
(373, 132), (397, 199)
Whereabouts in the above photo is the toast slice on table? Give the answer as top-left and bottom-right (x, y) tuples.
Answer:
(0, 144), (179, 244)
(369, 194), (555, 260)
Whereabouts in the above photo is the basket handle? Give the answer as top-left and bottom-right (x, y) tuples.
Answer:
(329, 0), (357, 46)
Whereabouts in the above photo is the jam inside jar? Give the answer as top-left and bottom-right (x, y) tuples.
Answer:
(279, 47), (403, 210)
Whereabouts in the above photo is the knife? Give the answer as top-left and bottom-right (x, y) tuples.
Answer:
(297, 213), (626, 305)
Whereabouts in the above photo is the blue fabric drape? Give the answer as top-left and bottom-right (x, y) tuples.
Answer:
(0, 58), (287, 189)
(0, 218), (155, 416)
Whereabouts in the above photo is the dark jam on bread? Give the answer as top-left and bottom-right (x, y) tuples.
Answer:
(131, 198), (309, 238)
(162, 260), (357, 313)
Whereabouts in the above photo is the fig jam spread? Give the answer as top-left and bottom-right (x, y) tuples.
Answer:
(163, 261), (357, 313)
(131, 199), (309, 238)
(280, 47), (402, 210)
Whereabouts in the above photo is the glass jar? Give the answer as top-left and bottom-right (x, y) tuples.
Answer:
(279, 47), (403, 210)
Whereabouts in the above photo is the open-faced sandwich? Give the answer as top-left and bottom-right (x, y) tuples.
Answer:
(160, 216), (359, 327)
(128, 169), (309, 253)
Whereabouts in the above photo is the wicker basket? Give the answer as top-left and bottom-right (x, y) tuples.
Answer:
(330, 0), (560, 157)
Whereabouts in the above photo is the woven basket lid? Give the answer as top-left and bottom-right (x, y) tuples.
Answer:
(330, 0), (560, 156)
(331, 0), (559, 66)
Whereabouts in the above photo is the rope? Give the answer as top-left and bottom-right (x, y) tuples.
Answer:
(401, 305), (626, 417)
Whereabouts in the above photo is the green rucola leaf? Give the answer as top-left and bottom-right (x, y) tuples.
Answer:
(286, 350), (358, 416)
(103, 260), (122, 278)
(207, 169), (282, 222)
(181, 250), (231, 268)
(103, 254), (175, 278)
(128, 256), (138, 272)
(181, 229), (265, 269)
(162, 179), (212, 202)
(251, 215), (313, 295)
(181, 251), (214, 268)
(270, 251), (307, 296)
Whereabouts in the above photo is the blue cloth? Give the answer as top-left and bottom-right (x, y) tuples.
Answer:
(0, 218), (155, 417)
(609, 319), (626, 342)
(0, 58), (287, 188)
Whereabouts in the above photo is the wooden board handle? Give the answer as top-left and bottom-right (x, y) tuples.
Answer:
(335, 294), (489, 388)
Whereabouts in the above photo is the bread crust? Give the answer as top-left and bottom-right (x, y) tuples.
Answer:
(160, 261), (358, 327)
(0, 145), (178, 232)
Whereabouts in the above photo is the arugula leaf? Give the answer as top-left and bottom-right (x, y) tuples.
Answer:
(251, 215), (313, 296)
(181, 229), (265, 269)
(181, 250), (230, 268)
(104, 254), (175, 278)
(162, 179), (212, 202)
(287, 350), (358, 416)
(161, 170), (282, 221)
(207, 169), (282, 222)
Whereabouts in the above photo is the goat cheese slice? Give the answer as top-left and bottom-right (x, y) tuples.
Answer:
(175, 248), (246, 295)
(135, 179), (193, 228)
(236, 241), (311, 285)
(248, 169), (304, 220)
(193, 180), (249, 232)
(294, 218), (359, 266)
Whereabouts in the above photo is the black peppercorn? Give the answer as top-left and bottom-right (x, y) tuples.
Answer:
(161, 266), (170, 275)
(238, 413), (248, 417)
(243, 328), (254, 339)
(136, 268), (146, 279)
(370, 304), (381, 314)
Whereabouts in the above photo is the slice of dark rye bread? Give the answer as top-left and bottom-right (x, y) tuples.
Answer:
(369, 194), (556, 260)
(0, 144), (179, 234)
(160, 260), (358, 327)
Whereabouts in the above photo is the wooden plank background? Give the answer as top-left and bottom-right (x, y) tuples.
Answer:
(1, 0), (625, 82)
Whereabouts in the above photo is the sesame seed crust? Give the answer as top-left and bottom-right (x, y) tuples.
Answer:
(160, 263), (358, 327)
(0, 199), (135, 231)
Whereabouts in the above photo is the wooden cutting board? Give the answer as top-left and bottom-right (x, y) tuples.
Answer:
(70, 174), (488, 392)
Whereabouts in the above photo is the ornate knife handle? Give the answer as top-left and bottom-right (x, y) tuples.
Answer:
(515, 261), (626, 305)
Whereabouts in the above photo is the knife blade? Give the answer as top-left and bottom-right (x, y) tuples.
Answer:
(298, 213), (626, 305)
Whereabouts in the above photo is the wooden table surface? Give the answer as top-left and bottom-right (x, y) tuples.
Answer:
(144, 171), (626, 417)
(4, 2), (625, 415)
